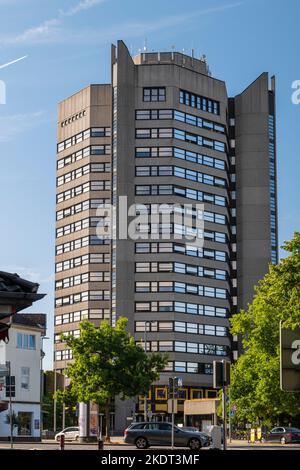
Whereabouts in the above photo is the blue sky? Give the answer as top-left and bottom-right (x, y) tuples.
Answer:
(0, 0), (299, 369)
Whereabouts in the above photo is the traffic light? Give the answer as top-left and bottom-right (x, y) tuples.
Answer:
(168, 377), (180, 399)
(213, 361), (231, 388)
(5, 376), (15, 397)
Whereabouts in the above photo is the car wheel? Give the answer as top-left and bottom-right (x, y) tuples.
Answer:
(188, 438), (202, 450)
(135, 437), (149, 449)
(280, 437), (286, 445)
(75, 435), (79, 442)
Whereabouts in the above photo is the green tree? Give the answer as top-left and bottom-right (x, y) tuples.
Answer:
(229, 233), (300, 426)
(56, 317), (167, 441)
(42, 371), (77, 433)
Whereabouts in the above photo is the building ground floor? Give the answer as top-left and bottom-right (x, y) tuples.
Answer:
(114, 385), (218, 434)
(0, 402), (41, 441)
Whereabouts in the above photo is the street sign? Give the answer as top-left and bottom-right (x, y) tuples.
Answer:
(167, 398), (178, 414)
(280, 324), (300, 391)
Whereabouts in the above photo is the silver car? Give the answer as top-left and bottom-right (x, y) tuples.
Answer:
(124, 422), (211, 449)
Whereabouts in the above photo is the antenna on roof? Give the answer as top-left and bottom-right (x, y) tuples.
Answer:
(171, 45), (175, 61)
(191, 48), (195, 67)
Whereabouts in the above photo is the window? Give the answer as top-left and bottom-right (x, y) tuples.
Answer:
(21, 367), (30, 390)
(180, 89), (220, 115)
(16, 333), (36, 350)
(156, 388), (168, 400)
(57, 127), (111, 152)
(159, 423), (172, 431)
(143, 87), (166, 102)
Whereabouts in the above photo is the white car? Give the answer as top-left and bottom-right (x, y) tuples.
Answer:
(55, 426), (79, 442)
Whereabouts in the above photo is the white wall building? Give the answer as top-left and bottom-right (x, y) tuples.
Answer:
(0, 314), (46, 441)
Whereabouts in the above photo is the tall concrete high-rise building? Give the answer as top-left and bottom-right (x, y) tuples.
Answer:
(54, 41), (278, 432)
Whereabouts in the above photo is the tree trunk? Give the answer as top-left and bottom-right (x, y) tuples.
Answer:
(104, 398), (111, 443)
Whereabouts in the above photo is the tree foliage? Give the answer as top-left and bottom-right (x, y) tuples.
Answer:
(56, 317), (167, 439)
(230, 233), (300, 425)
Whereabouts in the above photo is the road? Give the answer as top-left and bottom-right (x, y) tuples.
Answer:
(0, 440), (300, 451)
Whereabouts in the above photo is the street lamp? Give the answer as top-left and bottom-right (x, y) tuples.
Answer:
(40, 335), (49, 439)
(143, 320), (153, 422)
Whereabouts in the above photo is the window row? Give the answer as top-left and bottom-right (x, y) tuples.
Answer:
(55, 271), (110, 290)
(135, 242), (227, 262)
(138, 340), (227, 356)
(55, 252), (110, 273)
(143, 87), (166, 102)
(57, 163), (111, 187)
(135, 281), (228, 299)
(57, 127), (111, 153)
(57, 144), (111, 170)
(54, 329), (80, 343)
(135, 128), (226, 153)
(135, 165), (226, 188)
(56, 235), (109, 255)
(57, 181), (110, 204)
(135, 184), (226, 207)
(135, 301), (227, 317)
(135, 203), (227, 226)
(165, 361), (212, 375)
(55, 308), (110, 325)
(268, 115), (275, 141)
(55, 290), (110, 307)
(56, 198), (110, 221)
(135, 320), (227, 337)
(135, 223), (227, 244)
(56, 217), (101, 238)
(61, 109), (86, 128)
(179, 89), (220, 115)
(135, 261), (227, 280)
(136, 109), (225, 133)
(136, 146), (226, 170)
(55, 349), (73, 361)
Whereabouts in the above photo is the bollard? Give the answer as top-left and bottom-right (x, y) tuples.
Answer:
(60, 434), (65, 450)
(97, 438), (104, 450)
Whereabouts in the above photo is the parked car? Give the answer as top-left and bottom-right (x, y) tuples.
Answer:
(55, 426), (80, 442)
(262, 427), (300, 444)
(180, 426), (199, 432)
(124, 422), (211, 449)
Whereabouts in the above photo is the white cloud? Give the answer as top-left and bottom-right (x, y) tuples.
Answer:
(0, 1), (244, 46)
(60, 0), (107, 17)
(1, 19), (61, 45)
(0, 111), (45, 142)
(44, 1), (245, 46)
(0, 0), (107, 45)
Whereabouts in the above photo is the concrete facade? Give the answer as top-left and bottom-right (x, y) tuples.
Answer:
(54, 41), (278, 432)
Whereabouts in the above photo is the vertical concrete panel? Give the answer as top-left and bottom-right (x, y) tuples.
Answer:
(235, 73), (273, 310)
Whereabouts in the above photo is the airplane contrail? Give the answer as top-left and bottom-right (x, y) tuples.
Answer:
(0, 55), (28, 70)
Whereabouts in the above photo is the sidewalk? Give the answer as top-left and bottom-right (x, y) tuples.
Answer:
(42, 436), (126, 445)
